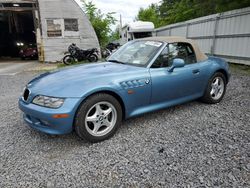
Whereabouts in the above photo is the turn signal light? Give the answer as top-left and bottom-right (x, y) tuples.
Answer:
(52, 114), (69, 119)
(127, 90), (134, 94)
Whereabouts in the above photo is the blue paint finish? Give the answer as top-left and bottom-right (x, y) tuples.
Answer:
(19, 42), (230, 135)
(150, 64), (203, 104)
(19, 97), (81, 134)
(168, 58), (185, 72)
(27, 62), (146, 98)
(129, 92), (202, 117)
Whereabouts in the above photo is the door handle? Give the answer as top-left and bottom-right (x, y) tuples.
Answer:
(192, 69), (200, 74)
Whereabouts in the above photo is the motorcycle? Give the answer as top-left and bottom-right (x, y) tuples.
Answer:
(101, 42), (120, 58)
(63, 43), (99, 65)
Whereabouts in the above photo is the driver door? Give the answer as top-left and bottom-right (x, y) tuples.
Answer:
(150, 43), (204, 104)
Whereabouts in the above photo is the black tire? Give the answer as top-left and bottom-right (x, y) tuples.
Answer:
(74, 93), (122, 143)
(87, 54), (98, 62)
(63, 55), (75, 65)
(201, 72), (227, 104)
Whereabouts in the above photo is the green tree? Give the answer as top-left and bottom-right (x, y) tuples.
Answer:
(159, 0), (181, 22)
(82, 1), (117, 46)
(109, 26), (120, 42)
(216, 0), (250, 12)
(166, 0), (196, 23)
(139, 0), (250, 27)
(136, 4), (164, 28)
(159, 0), (216, 24)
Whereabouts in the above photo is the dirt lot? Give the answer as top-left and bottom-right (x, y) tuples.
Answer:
(0, 65), (249, 187)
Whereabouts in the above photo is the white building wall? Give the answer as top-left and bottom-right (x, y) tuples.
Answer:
(38, 0), (100, 62)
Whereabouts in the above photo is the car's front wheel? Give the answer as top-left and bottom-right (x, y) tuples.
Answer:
(201, 72), (227, 104)
(75, 93), (122, 142)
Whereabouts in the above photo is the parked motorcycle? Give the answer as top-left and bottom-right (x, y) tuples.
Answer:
(101, 42), (120, 58)
(107, 42), (120, 51)
(63, 44), (98, 65)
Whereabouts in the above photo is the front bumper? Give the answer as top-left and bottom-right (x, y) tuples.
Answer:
(18, 97), (81, 135)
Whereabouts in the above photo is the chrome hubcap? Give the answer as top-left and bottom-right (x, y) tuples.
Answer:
(85, 102), (117, 137)
(210, 77), (224, 100)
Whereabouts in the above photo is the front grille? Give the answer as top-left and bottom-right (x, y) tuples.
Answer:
(23, 88), (30, 101)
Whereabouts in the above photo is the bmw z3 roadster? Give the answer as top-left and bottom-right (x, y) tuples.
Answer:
(19, 37), (230, 142)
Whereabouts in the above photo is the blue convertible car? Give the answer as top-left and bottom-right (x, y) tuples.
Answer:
(19, 37), (230, 142)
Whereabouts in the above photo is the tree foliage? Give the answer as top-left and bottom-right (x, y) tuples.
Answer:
(109, 26), (120, 42)
(82, 1), (117, 46)
(136, 4), (164, 28)
(136, 0), (250, 28)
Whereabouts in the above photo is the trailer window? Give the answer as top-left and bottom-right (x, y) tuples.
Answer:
(133, 32), (152, 39)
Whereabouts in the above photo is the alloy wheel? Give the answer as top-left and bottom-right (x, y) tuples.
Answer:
(85, 102), (117, 137)
(210, 77), (225, 100)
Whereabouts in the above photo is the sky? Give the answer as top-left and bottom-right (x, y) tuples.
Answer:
(75, 0), (161, 28)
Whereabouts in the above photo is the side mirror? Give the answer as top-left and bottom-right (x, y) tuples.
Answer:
(168, 58), (185, 72)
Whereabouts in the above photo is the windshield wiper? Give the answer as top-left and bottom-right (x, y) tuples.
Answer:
(108, 59), (126, 64)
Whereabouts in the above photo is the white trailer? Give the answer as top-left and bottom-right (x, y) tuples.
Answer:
(120, 21), (155, 45)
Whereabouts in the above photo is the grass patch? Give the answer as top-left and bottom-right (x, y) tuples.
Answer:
(229, 63), (250, 76)
(57, 61), (89, 68)
(57, 59), (106, 69)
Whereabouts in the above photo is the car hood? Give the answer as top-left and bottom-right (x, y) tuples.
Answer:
(27, 62), (147, 98)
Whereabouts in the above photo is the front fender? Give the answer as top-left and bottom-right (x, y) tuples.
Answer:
(74, 86), (127, 118)
(81, 86), (123, 100)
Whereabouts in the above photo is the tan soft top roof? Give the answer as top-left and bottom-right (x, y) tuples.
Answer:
(141, 36), (208, 62)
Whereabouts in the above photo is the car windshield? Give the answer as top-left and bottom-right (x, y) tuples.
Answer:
(108, 40), (163, 67)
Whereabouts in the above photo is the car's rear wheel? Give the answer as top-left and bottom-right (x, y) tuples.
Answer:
(75, 93), (122, 142)
(201, 72), (226, 104)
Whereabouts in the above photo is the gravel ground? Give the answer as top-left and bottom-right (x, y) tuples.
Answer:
(0, 70), (249, 187)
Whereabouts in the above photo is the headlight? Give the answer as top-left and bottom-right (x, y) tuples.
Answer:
(32, 95), (64, 108)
